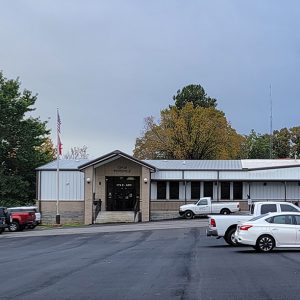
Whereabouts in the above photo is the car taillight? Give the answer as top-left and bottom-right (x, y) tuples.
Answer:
(210, 218), (216, 227)
(239, 225), (253, 231)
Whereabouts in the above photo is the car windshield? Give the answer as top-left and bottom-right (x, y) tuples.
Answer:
(249, 214), (269, 222)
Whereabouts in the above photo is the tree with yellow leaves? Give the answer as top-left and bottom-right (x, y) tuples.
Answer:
(133, 102), (244, 160)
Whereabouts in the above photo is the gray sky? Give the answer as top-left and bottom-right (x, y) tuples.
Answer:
(1, 0), (300, 158)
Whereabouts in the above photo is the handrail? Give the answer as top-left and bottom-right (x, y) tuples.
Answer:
(134, 198), (139, 221)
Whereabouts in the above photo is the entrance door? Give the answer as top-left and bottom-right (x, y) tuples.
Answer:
(106, 177), (140, 211)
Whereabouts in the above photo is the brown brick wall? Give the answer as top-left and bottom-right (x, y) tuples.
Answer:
(39, 201), (84, 224)
(151, 201), (195, 211)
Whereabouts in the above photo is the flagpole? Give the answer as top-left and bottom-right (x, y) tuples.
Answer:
(56, 108), (61, 225)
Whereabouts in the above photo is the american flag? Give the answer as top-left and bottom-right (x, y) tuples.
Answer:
(57, 109), (62, 155)
(58, 135), (62, 155)
(57, 110), (61, 134)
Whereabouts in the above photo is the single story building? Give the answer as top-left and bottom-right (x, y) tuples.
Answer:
(36, 150), (300, 224)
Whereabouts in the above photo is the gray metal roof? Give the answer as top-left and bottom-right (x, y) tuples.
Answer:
(36, 159), (91, 171)
(144, 160), (242, 170)
(78, 150), (156, 170)
(37, 156), (300, 172)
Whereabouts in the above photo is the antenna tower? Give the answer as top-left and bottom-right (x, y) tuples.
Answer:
(269, 84), (273, 159)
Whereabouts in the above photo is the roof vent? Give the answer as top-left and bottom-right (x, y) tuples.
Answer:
(183, 161), (186, 165)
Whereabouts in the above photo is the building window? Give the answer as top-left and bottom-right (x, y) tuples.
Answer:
(191, 181), (201, 199)
(204, 182), (213, 198)
(221, 182), (230, 200)
(233, 182), (243, 200)
(170, 181), (179, 199)
(157, 181), (166, 199)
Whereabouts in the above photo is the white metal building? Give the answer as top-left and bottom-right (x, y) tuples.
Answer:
(36, 151), (300, 224)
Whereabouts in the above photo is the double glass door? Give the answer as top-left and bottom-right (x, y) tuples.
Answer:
(106, 176), (140, 211)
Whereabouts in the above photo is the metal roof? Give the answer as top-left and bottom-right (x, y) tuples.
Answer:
(144, 160), (242, 170)
(241, 159), (300, 170)
(78, 150), (156, 170)
(36, 155), (300, 172)
(36, 159), (90, 171)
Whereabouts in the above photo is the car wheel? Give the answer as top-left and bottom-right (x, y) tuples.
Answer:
(256, 235), (275, 252)
(220, 208), (231, 215)
(184, 210), (194, 219)
(8, 222), (20, 232)
(0, 228), (4, 234)
(224, 227), (238, 246)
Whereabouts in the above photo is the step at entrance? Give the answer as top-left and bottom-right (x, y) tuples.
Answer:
(95, 211), (138, 224)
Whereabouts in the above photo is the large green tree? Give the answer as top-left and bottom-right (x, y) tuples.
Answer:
(0, 72), (54, 206)
(173, 84), (217, 109)
(133, 103), (244, 160)
(272, 128), (291, 158)
(242, 130), (270, 159)
(290, 126), (300, 158)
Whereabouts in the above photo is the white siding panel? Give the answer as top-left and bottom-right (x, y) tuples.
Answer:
(184, 171), (218, 180)
(179, 182), (185, 200)
(40, 171), (84, 201)
(151, 182), (157, 200)
(151, 171), (183, 180)
(286, 183), (300, 200)
(250, 182), (285, 200)
(186, 182), (191, 200)
(220, 167), (300, 180)
(152, 167), (300, 181)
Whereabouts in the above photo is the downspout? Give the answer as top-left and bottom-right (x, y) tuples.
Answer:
(92, 166), (96, 224)
(217, 170), (220, 202)
(248, 182), (251, 199)
(149, 170), (153, 222)
(284, 181), (287, 202)
(183, 170), (186, 204)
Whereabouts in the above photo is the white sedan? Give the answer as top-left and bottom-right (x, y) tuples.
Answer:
(235, 212), (300, 252)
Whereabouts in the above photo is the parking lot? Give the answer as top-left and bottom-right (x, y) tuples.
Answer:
(1, 221), (300, 300)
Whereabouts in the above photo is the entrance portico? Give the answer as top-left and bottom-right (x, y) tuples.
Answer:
(78, 150), (156, 224)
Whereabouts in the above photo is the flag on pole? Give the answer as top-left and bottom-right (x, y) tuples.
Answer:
(58, 135), (62, 155)
(57, 109), (62, 156)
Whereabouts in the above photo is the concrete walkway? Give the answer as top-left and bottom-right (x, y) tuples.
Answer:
(1, 219), (209, 238)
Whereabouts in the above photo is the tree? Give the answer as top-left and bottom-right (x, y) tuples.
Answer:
(290, 126), (300, 158)
(173, 84), (217, 109)
(64, 145), (89, 159)
(133, 103), (244, 160)
(242, 130), (271, 159)
(272, 128), (291, 158)
(0, 71), (53, 206)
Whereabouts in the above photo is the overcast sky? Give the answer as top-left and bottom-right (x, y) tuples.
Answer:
(1, 1), (300, 158)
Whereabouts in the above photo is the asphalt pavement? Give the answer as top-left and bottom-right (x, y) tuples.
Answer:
(1, 220), (300, 300)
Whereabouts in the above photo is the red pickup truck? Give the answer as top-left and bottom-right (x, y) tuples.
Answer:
(7, 209), (36, 232)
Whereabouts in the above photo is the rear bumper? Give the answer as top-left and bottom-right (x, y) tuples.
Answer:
(206, 228), (218, 237)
